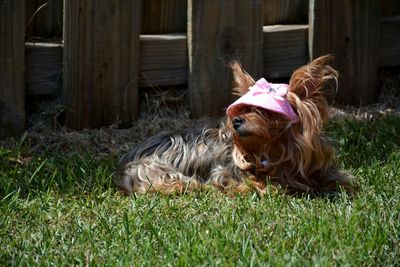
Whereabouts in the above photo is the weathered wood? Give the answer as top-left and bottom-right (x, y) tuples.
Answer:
(264, 25), (308, 78)
(188, 0), (263, 118)
(25, 0), (36, 37)
(25, 0), (63, 39)
(309, 0), (380, 105)
(381, 0), (400, 16)
(142, 0), (187, 33)
(25, 42), (62, 95)
(26, 28), (306, 93)
(263, 0), (308, 25)
(140, 34), (187, 87)
(379, 16), (400, 67)
(64, 0), (141, 129)
(0, 0), (25, 138)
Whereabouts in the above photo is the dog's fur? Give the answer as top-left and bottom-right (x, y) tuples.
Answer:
(116, 56), (355, 195)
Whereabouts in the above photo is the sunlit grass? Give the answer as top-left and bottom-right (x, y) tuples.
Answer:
(1, 114), (399, 266)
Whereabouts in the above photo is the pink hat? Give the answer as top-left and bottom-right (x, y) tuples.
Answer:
(226, 78), (298, 123)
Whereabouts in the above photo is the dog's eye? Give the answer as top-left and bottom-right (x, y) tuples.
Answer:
(232, 117), (244, 130)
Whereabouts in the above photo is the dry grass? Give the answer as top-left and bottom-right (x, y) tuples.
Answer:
(16, 88), (215, 160)
(2, 68), (399, 161)
(331, 67), (400, 119)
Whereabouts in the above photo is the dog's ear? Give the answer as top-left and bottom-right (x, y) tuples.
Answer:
(288, 55), (338, 100)
(230, 61), (255, 96)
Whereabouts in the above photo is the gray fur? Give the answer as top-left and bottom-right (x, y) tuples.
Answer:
(116, 122), (249, 194)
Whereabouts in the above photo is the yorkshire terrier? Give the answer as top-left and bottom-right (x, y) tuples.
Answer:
(116, 56), (355, 195)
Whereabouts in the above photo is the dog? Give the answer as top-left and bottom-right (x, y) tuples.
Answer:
(116, 56), (355, 195)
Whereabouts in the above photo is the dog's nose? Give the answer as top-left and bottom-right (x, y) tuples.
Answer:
(232, 117), (244, 130)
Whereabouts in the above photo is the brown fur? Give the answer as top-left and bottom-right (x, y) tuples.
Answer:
(116, 56), (355, 195)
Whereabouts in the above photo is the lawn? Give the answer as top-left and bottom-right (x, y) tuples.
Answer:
(1, 113), (399, 266)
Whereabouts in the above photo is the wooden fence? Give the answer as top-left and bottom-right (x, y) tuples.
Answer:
(1, 0), (400, 135)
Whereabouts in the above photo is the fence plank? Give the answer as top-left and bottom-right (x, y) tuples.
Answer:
(140, 34), (187, 87)
(142, 0), (187, 33)
(26, 42), (63, 95)
(381, 0), (400, 16)
(263, 0), (308, 25)
(264, 25), (308, 78)
(379, 16), (400, 67)
(64, 0), (141, 129)
(188, 0), (263, 117)
(25, 0), (63, 39)
(0, 0), (25, 138)
(309, 0), (380, 105)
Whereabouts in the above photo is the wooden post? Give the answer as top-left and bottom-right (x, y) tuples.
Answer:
(0, 0), (25, 138)
(188, 0), (263, 118)
(139, 34), (188, 87)
(309, 0), (380, 105)
(381, 0), (400, 16)
(142, 0), (187, 34)
(263, 25), (309, 79)
(26, 42), (63, 95)
(25, 0), (63, 39)
(379, 17), (400, 67)
(263, 0), (308, 25)
(64, 1), (141, 129)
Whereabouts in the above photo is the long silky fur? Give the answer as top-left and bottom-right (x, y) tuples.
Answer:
(116, 125), (260, 194)
(116, 56), (355, 195)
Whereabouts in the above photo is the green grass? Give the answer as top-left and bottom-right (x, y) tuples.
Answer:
(1, 115), (400, 266)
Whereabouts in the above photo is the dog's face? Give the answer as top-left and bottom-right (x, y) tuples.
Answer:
(227, 56), (338, 172)
(228, 106), (290, 155)
(226, 62), (295, 159)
